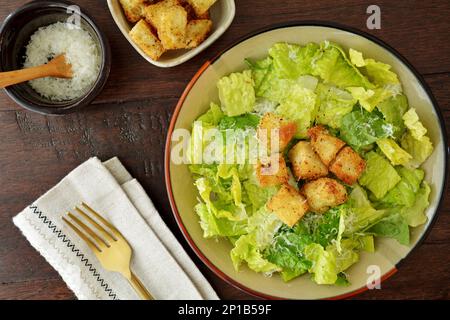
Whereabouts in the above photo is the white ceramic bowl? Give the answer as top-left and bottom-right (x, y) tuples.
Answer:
(107, 0), (235, 67)
(165, 23), (448, 299)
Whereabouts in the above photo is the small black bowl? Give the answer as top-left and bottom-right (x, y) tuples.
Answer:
(0, 0), (111, 115)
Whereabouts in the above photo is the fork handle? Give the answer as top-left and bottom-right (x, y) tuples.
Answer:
(128, 271), (153, 300)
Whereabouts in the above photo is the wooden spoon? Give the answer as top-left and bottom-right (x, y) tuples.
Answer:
(0, 54), (73, 89)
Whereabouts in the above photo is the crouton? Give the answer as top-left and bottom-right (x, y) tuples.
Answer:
(257, 113), (297, 154)
(288, 141), (328, 181)
(187, 0), (217, 16)
(308, 126), (346, 166)
(184, 19), (212, 48)
(255, 154), (289, 187)
(129, 20), (165, 61)
(330, 146), (366, 185)
(119, 0), (147, 23)
(267, 185), (309, 227)
(302, 178), (347, 213)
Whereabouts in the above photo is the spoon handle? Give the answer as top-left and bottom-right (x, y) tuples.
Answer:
(0, 64), (58, 89)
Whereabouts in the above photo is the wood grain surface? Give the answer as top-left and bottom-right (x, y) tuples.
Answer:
(0, 0), (448, 300)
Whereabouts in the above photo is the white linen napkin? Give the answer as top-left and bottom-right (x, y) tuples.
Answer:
(13, 157), (219, 300)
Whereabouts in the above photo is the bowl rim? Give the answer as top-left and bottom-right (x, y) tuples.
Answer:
(0, 0), (111, 115)
(164, 21), (449, 300)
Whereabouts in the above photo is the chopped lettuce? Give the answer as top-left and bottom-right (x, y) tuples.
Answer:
(217, 70), (256, 116)
(349, 48), (400, 86)
(275, 85), (317, 138)
(376, 138), (412, 166)
(402, 108), (427, 140)
(312, 42), (374, 89)
(359, 152), (401, 199)
(195, 203), (247, 238)
(304, 243), (338, 285)
(401, 182), (430, 227)
(231, 207), (282, 273)
(344, 185), (388, 234)
(346, 87), (392, 112)
(265, 226), (313, 282)
(376, 94), (408, 138)
(369, 212), (410, 245)
(339, 108), (394, 149)
(218, 113), (260, 130)
(269, 42), (320, 79)
(197, 102), (224, 125)
(246, 57), (273, 96)
(380, 167), (424, 208)
(315, 83), (355, 128)
(401, 131), (433, 168)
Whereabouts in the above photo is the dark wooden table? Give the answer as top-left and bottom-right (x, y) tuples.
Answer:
(0, 0), (448, 300)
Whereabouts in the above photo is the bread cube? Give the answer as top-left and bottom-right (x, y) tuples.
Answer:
(185, 19), (212, 48)
(267, 185), (309, 227)
(255, 154), (289, 187)
(187, 0), (217, 16)
(257, 113), (297, 154)
(288, 141), (328, 180)
(308, 126), (346, 166)
(330, 146), (366, 185)
(302, 178), (347, 213)
(129, 20), (165, 61)
(120, 0), (147, 23)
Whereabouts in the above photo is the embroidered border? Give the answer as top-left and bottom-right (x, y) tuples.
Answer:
(29, 205), (118, 300)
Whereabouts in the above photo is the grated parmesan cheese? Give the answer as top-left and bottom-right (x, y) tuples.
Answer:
(23, 22), (101, 101)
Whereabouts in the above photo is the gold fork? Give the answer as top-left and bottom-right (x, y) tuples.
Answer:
(62, 202), (153, 300)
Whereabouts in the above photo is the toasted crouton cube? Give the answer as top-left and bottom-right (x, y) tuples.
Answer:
(144, 0), (188, 49)
(187, 0), (217, 16)
(256, 154), (289, 187)
(267, 185), (309, 227)
(119, 0), (147, 23)
(302, 178), (347, 213)
(129, 20), (165, 61)
(330, 146), (366, 185)
(308, 126), (346, 166)
(144, 0), (180, 28)
(258, 113), (297, 154)
(288, 141), (328, 180)
(158, 6), (188, 49)
(184, 20), (212, 48)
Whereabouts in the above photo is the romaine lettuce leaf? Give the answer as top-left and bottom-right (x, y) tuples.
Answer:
(218, 113), (260, 130)
(376, 138), (412, 166)
(401, 131), (433, 168)
(339, 108), (394, 149)
(312, 42), (374, 89)
(376, 94), (408, 138)
(195, 203), (247, 238)
(346, 87), (393, 112)
(359, 152), (401, 199)
(369, 212), (410, 245)
(275, 85), (317, 138)
(400, 182), (430, 227)
(243, 181), (278, 214)
(269, 42), (320, 79)
(217, 70), (256, 116)
(231, 208), (283, 273)
(402, 108), (427, 140)
(315, 83), (355, 128)
(344, 185), (388, 234)
(349, 48), (400, 86)
(265, 227), (313, 282)
(380, 167), (424, 208)
(197, 102), (224, 125)
(304, 243), (338, 285)
(246, 57), (273, 97)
